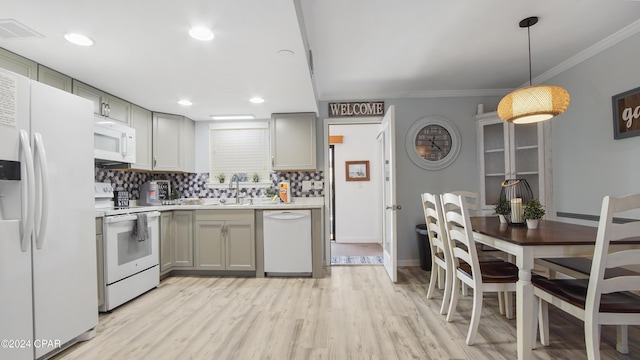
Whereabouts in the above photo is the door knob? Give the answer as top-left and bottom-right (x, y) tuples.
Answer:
(386, 205), (402, 210)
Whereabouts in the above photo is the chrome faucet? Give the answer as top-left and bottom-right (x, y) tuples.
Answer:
(229, 173), (240, 204)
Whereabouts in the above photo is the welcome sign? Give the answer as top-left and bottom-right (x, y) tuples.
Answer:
(612, 86), (640, 139)
(328, 101), (384, 117)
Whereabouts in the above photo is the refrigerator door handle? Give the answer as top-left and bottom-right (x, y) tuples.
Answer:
(19, 130), (35, 252)
(34, 133), (50, 250)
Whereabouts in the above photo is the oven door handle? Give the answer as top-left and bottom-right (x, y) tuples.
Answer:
(103, 211), (161, 224)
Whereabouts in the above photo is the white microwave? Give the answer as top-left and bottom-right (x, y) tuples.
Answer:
(94, 118), (136, 164)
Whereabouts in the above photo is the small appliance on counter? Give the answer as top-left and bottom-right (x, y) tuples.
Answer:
(139, 181), (161, 206)
(278, 181), (291, 203)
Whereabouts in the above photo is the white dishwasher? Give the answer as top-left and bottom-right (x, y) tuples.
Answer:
(263, 210), (312, 276)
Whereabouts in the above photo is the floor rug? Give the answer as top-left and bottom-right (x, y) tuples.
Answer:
(331, 255), (384, 265)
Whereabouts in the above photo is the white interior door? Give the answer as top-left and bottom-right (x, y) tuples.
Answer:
(377, 106), (398, 282)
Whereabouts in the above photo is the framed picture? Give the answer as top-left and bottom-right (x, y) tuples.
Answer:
(345, 160), (370, 181)
(612, 86), (640, 139)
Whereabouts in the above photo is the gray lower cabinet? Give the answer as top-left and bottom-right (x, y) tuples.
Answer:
(160, 211), (173, 274)
(95, 218), (104, 308)
(195, 210), (255, 271)
(160, 210), (194, 275)
(173, 211), (194, 268)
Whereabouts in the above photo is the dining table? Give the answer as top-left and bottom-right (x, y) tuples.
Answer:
(470, 216), (640, 360)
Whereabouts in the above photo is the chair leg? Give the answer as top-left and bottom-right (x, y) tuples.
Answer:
(532, 296), (539, 347)
(584, 317), (601, 360)
(539, 299), (549, 346)
(437, 266), (445, 289)
(466, 286), (483, 345)
(462, 283), (469, 296)
(504, 292), (514, 320)
(440, 265), (452, 315)
(426, 262), (438, 299)
(446, 276), (460, 322)
(498, 292), (505, 315)
(616, 325), (629, 354)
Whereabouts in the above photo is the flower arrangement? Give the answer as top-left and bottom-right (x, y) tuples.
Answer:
(215, 173), (225, 183)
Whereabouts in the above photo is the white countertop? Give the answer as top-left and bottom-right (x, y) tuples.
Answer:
(95, 197), (323, 218)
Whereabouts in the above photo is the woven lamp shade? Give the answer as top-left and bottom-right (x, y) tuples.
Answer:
(497, 85), (570, 124)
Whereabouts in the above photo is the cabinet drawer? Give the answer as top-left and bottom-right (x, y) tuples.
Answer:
(195, 209), (254, 222)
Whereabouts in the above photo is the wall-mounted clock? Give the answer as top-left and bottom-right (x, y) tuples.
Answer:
(405, 115), (461, 170)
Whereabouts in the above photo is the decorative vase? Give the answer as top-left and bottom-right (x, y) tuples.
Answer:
(526, 219), (539, 229)
(498, 214), (507, 224)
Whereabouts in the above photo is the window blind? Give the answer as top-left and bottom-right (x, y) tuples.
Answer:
(209, 122), (270, 181)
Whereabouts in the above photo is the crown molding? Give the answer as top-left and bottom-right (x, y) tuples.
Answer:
(318, 88), (510, 101)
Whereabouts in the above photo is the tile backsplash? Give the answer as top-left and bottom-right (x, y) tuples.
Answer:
(95, 169), (324, 200)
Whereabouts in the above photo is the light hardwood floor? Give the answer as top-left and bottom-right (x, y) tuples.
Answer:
(54, 266), (638, 360)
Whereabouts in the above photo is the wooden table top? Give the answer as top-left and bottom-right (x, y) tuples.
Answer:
(470, 216), (640, 246)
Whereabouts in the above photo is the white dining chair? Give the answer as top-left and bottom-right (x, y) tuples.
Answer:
(533, 193), (640, 360)
(451, 190), (513, 318)
(441, 192), (519, 345)
(422, 192), (453, 315)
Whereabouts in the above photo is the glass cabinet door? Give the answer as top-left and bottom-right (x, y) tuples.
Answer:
(482, 122), (507, 207)
(476, 112), (548, 214)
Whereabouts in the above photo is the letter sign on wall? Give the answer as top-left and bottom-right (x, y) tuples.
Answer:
(612, 86), (640, 139)
(328, 101), (385, 117)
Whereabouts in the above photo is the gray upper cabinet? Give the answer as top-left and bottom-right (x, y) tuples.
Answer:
(0, 47), (37, 79)
(181, 116), (195, 173)
(73, 80), (131, 124)
(271, 112), (317, 171)
(152, 112), (195, 172)
(153, 113), (182, 171)
(130, 104), (153, 171)
(37, 65), (72, 92)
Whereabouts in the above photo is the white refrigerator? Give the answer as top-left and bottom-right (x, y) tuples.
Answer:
(0, 68), (98, 359)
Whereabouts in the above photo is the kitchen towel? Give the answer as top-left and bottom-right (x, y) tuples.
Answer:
(133, 213), (148, 242)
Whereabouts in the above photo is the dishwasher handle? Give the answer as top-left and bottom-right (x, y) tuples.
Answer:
(264, 211), (309, 221)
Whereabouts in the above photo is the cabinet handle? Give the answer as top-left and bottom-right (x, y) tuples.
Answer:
(154, 155), (157, 168)
(271, 156), (274, 168)
(101, 103), (106, 116)
(106, 103), (111, 117)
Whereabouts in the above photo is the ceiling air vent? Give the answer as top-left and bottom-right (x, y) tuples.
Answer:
(0, 19), (44, 39)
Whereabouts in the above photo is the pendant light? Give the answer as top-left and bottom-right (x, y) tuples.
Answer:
(497, 17), (570, 124)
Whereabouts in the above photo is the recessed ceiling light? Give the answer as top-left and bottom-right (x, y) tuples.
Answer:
(210, 115), (255, 120)
(189, 27), (214, 41)
(249, 97), (264, 104)
(178, 99), (193, 106)
(64, 33), (93, 46)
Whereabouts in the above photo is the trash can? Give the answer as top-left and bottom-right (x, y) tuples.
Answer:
(415, 224), (432, 271)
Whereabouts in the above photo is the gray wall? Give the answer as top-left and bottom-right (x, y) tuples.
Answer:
(549, 31), (640, 219)
(318, 96), (502, 263)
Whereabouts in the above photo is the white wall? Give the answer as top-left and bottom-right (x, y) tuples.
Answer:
(549, 31), (640, 219)
(330, 124), (382, 243)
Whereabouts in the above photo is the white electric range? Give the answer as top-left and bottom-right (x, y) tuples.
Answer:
(95, 182), (160, 312)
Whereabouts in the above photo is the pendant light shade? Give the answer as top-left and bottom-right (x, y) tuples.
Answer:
(498, 16), (570, 124)
(498, 84), (570, 124)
